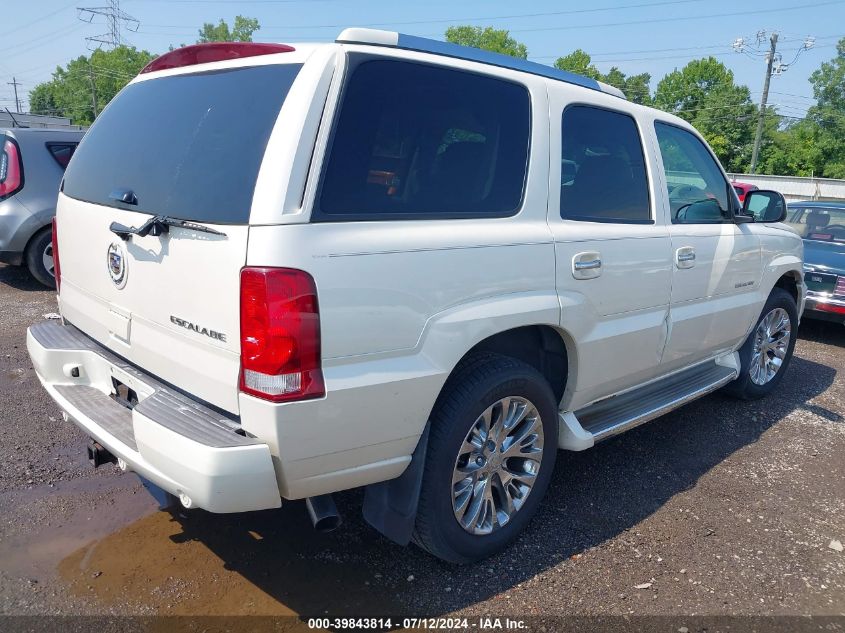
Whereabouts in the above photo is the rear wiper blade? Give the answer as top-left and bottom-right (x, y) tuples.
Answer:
(109, 215), (227, 241)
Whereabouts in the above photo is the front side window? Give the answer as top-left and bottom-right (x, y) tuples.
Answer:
(655, 122), (732, 224)
(560, 105), (651, 223)
(317, 58), (531, 220)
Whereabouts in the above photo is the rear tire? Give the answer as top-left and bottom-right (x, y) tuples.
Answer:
(25, 228), (56, 289)
(413, 353), (559, 564)
(724, 287), (797, 400)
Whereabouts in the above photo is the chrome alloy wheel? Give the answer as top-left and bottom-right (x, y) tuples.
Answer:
(451, 396), (544, 535)
(42, 242), (55, 278)
(750, 307), (791, 386)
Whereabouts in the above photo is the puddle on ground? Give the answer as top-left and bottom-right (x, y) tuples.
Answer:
(0, 475), (157, 582)
(55, 491), (408, 618)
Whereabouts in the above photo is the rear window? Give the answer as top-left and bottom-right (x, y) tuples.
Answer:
(63, 64), (301, 224)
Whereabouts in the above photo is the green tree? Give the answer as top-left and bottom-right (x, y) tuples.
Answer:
(28, 46), (155, 125)
(554, 49), (601, 80)
(444, 26), (528, 59)
(554, 49), (651, 104)
(653, 57), (756, 172)
(805, 37), (845, 178)
(198, 15), (261, 43)
(758, 118), (822, 177)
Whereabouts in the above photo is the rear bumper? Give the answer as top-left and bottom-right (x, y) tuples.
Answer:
(26, 320), (282, 513)
(804, 292), (845, 325)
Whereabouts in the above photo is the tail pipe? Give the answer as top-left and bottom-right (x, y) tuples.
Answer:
(305, 494), (342, 533)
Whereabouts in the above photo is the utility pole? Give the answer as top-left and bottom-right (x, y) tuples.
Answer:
(750, 32), (778, 174)
(88, 64), (98, 118)
(7, 77), (22, 113)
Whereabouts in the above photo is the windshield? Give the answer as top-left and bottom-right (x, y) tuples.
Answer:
(63, 63), (302, 224)
(787, 206), (845, 242)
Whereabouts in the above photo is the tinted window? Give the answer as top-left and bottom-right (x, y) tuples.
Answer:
(63, 64), (301, 224)
(560, 105), (650, 223)
(655, 122), (732, 224)
(317, 58), (530, 220)
(46, 143), (77, 169)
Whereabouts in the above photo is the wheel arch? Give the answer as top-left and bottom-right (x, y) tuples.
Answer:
(362, 315), (576, 547)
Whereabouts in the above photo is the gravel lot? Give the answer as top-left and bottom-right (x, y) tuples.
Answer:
(0, 262), (843, 628)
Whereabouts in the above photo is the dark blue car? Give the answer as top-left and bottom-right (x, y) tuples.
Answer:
(788, 201), (845, 324)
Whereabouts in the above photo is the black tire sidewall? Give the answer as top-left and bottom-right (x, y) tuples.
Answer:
(418, 357), (558, 563)
(25, 228), (56, 289)
(732, 288), (798, 399)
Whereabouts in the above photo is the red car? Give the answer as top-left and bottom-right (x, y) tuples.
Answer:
(732, 181), (759, 204)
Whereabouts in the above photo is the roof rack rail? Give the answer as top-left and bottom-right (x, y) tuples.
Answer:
(336, 28), (626, 99)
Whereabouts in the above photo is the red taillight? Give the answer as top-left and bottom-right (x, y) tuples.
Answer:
(239, 267), (324, 403)
(141, 42), (295, 74)
(51, 217), (61, 293)
(0, 138), (23, 200)
(816, 302), (845, 315)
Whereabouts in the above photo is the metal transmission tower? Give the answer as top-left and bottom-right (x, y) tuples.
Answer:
(77, 0), (139, 49)
(733, 30), (815, 173)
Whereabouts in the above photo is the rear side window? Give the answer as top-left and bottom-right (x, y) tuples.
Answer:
(316, 58), (531, 220)
(46, 143), (77, 169)
(63, 64), (301, 224)
(560, 105), (651, 223)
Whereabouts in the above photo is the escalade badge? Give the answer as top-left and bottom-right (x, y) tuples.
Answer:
(107, 242), (128, 289)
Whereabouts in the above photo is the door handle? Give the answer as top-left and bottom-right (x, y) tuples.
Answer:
(574, 259), (602, 270)
(572, 251), (602, 279)
(676, 247), (696, 269)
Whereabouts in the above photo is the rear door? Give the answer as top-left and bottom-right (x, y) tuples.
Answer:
(56, 61), (303, 413)
(548, 95), (673, 407)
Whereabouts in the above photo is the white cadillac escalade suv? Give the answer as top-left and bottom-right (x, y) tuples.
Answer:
(27, 29), (805, 564)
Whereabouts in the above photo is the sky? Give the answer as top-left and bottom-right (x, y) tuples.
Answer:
(1, 0), (843, 118)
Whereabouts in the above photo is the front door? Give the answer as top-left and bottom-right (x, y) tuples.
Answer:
(653, 122), (761, 370)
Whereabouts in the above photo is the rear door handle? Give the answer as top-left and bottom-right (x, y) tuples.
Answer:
(676, 246), (696, 269)
(572, 251), (602, 279)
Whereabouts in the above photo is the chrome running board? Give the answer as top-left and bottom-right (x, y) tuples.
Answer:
(574, 360), (738, 443)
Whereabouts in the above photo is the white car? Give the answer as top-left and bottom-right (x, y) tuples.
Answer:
(27, 29), (805, 563)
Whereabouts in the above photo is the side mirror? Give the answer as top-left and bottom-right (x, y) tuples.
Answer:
(742, 189), (787, 223)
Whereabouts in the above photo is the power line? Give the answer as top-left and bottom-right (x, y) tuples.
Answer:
(505, 0), (845, 35)
(145, 0), (711, 30)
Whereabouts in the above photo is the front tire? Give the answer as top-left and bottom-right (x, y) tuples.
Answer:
(25, 228), (56, 289)
(413, 353), (559, 564)
(724, 287), (798, 400)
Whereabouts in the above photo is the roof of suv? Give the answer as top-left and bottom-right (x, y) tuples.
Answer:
(336, 28), (627, 99)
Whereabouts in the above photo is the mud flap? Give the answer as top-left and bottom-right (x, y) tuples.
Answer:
(362, 423), (429, 546)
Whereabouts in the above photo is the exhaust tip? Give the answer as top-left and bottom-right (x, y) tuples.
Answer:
(305, 494), (342, 533)
(313, 514), (341, 533)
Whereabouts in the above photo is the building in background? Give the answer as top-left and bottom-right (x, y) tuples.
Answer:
(0, 111), (86, 130)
